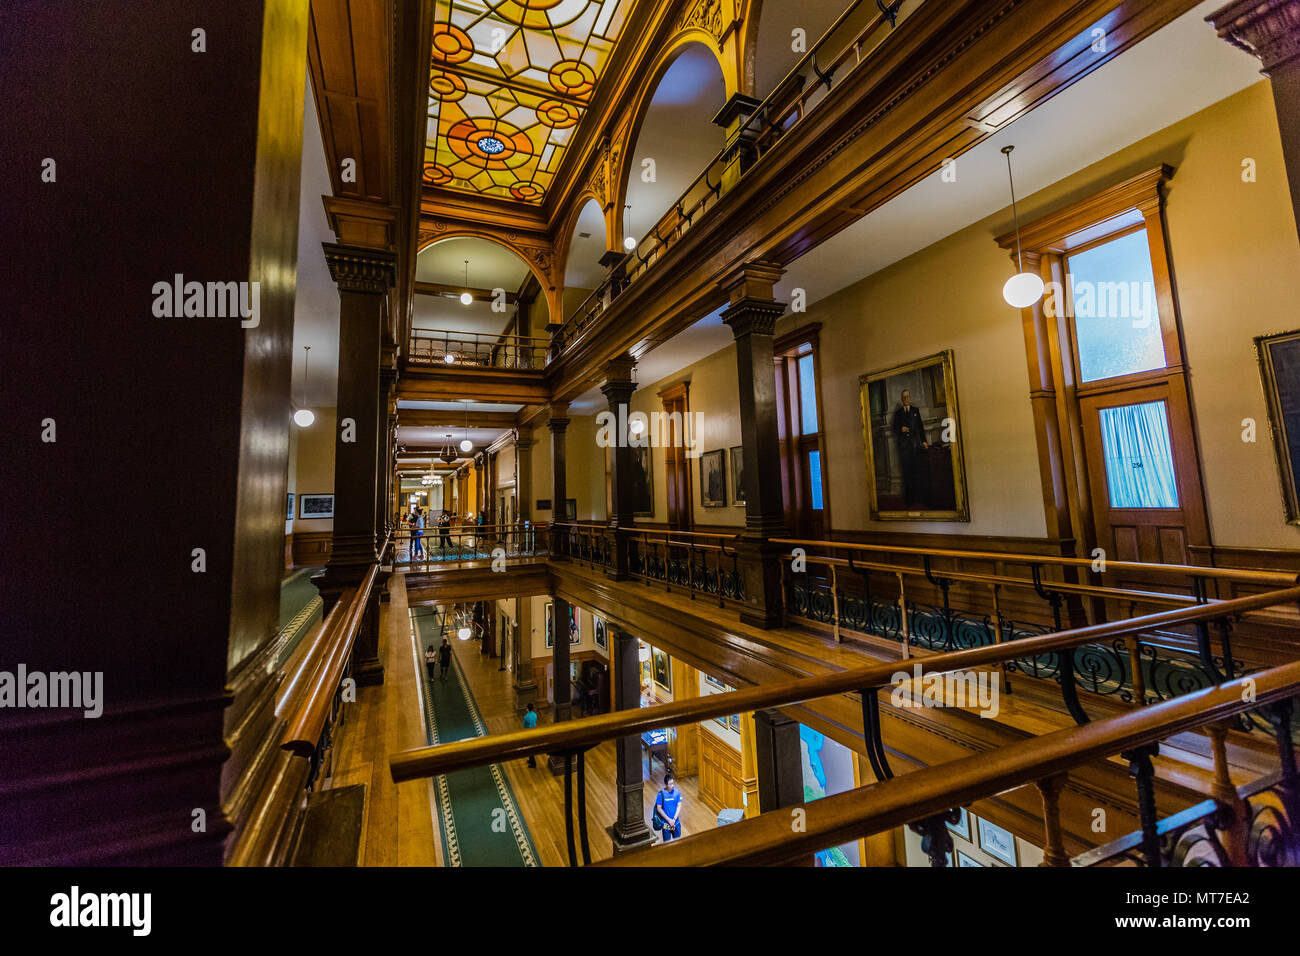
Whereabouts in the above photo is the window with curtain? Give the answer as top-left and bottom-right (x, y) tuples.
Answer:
(1098, 401), (1179, 508)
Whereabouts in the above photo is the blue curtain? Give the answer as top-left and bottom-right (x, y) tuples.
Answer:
(1099, 401), (1179, 508)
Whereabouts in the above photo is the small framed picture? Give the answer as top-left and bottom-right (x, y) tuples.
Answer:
(567, 605), (580, 645)
(977, 817), (1017, 866)
(545, 601), (554, 649)
(700, 449), (726, 508)
(286, 493), (295, 520)
(957, 851), (983, 868)
(594, 617), (607, 650)
(298, 493), (334, 519)
(652, 647), (671, 691)
(729, 445), (745, 506)
(565, 498), (578, 520)
(946, 807), (970, 842)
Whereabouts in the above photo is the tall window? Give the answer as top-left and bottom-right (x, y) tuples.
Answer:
(776, 326), (829, 537)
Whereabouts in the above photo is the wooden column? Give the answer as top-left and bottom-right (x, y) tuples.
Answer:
(720, 263), (790, 628)
(515, 427), (533, 524)
(2, 0), (309, 864)
(474, 452), (486, 521)
(1208, 1), (1300, 245)
(549, 404), (569, 544)
(546, 594), (574, 775)
(601, 354), (637, 580)
(314, 242), (395, 686)
(754, 709), (803, 812)
(609, 627), (656, 851)
(514, 596), (537, 710)
(739, 713), (761, 818)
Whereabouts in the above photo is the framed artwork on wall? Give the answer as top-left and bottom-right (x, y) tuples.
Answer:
(565, 498), (578, 520)
(298, 493), (335, 520)
(977, 817), (1017, 866)
(631, 443), (654, 516)
(957, 851), (983, 868)
(593, 617), (607, 650)
(567, 605), (580, 645)
(699, 449), (726, 507)
(544, 601), (554, 649)
(729, 445), (745, 506)
(859, 350), (969, 521)
(946, 806), (970, 841)
(651, 647), (671, 691)
(286, 493), (295, 520)
(1255, 329), (1300, 524)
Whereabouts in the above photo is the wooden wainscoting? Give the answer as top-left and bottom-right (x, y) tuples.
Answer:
(696, 725), (744, 816)
(292, 531), (332, 566)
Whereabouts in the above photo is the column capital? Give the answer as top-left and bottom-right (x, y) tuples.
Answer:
(600, 354), (637, 405)
(323, 242), (396, 294)
(1207, 0), (1300, 74)
(548, 402), (570, 433)
(720, 260), (785, 303)
(721, 296), (788, 339)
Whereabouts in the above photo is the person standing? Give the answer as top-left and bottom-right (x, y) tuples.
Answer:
(437, 637), (452, 682)
(522, 703), (538, 767)
(424, 644), (437, 681)
(412, 507), (425, 560)
(438, 509), (452, 552)
(654, 772), (683, 842)
(891, 389), (931, 508)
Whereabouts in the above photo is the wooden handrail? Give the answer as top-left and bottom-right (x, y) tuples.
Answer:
(276, 589), (353, 724)
(791, 553), (1208, 611)
(281, 562), (380, 756)
(599, 657), (1300, 866)
(389, 584), (1300, 781)
(771, 537), (1296, 587)
(410, 328), (549, 344)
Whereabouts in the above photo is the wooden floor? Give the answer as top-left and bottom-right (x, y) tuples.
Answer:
(328, 573), (440, 866)
(451, 631), (723, 866)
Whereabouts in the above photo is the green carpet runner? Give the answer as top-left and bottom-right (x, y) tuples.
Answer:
(277, 567), (323, 669)
(411, 607), (539, 867)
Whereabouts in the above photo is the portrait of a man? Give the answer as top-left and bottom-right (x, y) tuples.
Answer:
(860, 351), (969, 521)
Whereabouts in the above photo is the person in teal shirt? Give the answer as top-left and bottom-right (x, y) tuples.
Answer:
(522, 703), (538, 767)
(654, 772), (683, 841)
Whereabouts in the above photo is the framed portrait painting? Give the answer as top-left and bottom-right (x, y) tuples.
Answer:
(1255, 329), (1300, 524)
(544, 601), (554, 648)
(286, 493), (295, 520)
(859, 350), (969, 521)
(651, 647), (671, 691)
(593, 617), (607, 650)
(699, 449), (726, 508)
(729, 445), (745, 506)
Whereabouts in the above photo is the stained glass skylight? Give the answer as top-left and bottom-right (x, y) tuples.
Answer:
(425, 0), (632, 205)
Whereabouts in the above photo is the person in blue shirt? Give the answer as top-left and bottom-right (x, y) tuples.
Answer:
(522, 703), (538, 767)
(654, 772), (683, 842)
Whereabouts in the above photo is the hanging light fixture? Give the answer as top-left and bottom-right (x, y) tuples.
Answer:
(439, 433), (458, 464)
(458, 400), (473, 453)
(459, 259), (473, 305)
(293, 345), (316, 427)
(457, 626), (471, 640)
(623, 204), (636, 250)
(1000, 145), (1044, 309)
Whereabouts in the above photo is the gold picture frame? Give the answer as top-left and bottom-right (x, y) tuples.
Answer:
(859, 350), (969, 521)
(1254, 329), (1300, 525)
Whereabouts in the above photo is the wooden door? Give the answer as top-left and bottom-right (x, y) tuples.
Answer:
(1079, 380), (1208, 589)
(659, 383), (693, 531)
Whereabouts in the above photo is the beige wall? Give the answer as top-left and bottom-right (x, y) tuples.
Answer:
(776, 80), (1299, 549)
(292, 406), (336, 534)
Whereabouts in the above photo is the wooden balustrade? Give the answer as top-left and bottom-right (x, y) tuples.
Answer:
(407, 328), (549, 370)
(599, 657), (1300, 867)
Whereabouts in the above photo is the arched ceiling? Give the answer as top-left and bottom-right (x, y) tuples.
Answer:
(752, 0), (856, 99)
(623, 43), (726, 246)
(424, 0), (634, 206)
(415, 236), (548, 334)
(564, 198), (608, 288)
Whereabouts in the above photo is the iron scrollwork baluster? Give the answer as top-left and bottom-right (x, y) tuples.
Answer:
(1033, 562), (1088, 725)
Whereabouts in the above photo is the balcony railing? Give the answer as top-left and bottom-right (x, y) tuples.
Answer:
(551, 0), (922, 357)
(390, 582), (1300, 867)
(407, 328), (549, 370)
(393, 522), (549, 570)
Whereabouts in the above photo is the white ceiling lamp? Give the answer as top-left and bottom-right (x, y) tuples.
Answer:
(458, 400), (473, 453)
(460, 259), (473, 306)
(1000, 145), (1044, 309)
(292, 345), (316, 428)
(623, 203), (636, 250)
(457, 626), (471, 640)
